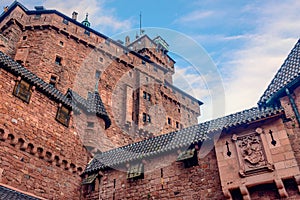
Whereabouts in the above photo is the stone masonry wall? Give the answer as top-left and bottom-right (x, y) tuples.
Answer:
(0, 69), (90, 199)
(87, 149), (224, 200)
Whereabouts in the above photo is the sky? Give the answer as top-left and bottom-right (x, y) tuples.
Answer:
(1, 0), (300, 122)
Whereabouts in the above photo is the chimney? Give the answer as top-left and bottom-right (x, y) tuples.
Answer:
(72, 11), (78, 21)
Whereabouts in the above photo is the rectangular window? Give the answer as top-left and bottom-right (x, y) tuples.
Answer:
(49, 75), (58, 87)
(59, 41), (64, 47)
(99, 57), (103, 62)
(143, 91), (151, 101)
(55, 56), (62, 65)
(105, 39), (110, 46)
(22, 36), (27, 40)
(154, 66), (158, 72)
(167, 117), (172, 125)
(56, 106), (71, 127)
(176, 121), (179, 129)
(142, 113), (151, 123)
(13, 80), (32, 103)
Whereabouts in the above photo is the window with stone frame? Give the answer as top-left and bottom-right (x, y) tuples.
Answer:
(13, 80), (32, 103)
(56, 105), (71, 126)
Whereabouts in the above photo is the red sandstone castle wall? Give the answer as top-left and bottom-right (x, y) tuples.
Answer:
(91, 150), (224, 200)
(0, 69), (90, 199)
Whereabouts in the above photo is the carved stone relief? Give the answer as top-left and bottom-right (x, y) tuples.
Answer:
(232, 132), (273, 177)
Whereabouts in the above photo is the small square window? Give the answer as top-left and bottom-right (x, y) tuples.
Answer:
(154, 66), (158, 72)
(49, 75), (58, 87)
(56, 106), (71, 127)
(105, 40), (110, 46)
(22, 36), (27, 40)
(13, 80), (32, 103)
(87, 122), (94, 128)
(62, 19), (69, 25)
(59, 41), (64, 47)
(55, 56), (62, 65)
(99, 57), (103, 62)
(142, 60), (146, 65)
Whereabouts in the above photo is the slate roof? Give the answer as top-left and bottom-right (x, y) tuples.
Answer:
(258, 39), (300, 105)
(0, 185), (41, 200)
(0, 51), (111, 128)
(67, 90), (111, 128)
(84, 106), (283, 174)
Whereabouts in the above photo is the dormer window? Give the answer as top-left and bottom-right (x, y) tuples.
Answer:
(13, 80), (32, 103)
(176, 148), (198, 168)
(56, 105), (71, 127)
(127, 163), (144, 180)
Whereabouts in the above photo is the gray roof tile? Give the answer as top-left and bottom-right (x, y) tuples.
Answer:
(258, 39), (300, 105)
(0, 185), (40, 200)
(0, 51), (111, 128)
(84, 106), (283, 174)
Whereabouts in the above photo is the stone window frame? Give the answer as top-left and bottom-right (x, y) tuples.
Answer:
(13, 79), (32, 103)
(56, 104), (71, 127)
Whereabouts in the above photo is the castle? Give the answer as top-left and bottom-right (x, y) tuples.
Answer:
(0, 2), (300, 200)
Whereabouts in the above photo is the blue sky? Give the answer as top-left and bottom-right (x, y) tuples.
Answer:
(1, 0), (300, 121)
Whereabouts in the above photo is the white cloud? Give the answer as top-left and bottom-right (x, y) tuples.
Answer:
(176, 10), (214, 23)
(173, 0), (300, 122)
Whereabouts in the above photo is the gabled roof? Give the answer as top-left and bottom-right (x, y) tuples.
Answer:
(0, 185), (41, 200)
(67, 90), (111, 128)
(84, 106), (283, 174)
(258, 39), (300, 106)
(0, 51), (111, 128)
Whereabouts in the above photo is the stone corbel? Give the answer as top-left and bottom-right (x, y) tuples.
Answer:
(275, 179), (288, 198)
(223, 189), (232, 200)
(294, 174), (300, 192)
(239, 185), (250, 200)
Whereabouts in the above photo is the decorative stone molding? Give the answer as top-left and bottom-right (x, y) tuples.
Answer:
(275, 179), (288, 198)
(0, 127), (83, 174)
(232, 131), (273, 177)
